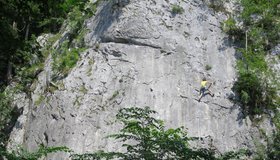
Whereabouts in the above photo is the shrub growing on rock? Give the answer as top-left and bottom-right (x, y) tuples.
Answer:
(0, 92), (12, 146)
(171, 4), (184, 14)
(234, 48), (278, 116)
(221, 0), (280, 117)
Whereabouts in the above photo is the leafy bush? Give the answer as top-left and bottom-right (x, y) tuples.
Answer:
(171, 4), (184, 14)
(222, 0), (279, 49)
(266, 130), (280, 159)
(253, 111), (280, 160)
(205, 64), (212, 71)
(109, 91), (119, 101)
(68, 6), (85, 38)
(16, 63), (44, 92)
(53, 46), (82, 77)
(241, 0), (280, 49)
(51, 1), (100, 79)
(234, 72), (262, 115)
(8, 35), (45, 91)
(234, 48), (278, 116)
(222, 17), (244, 39)
(223, 0), (280, 117)
(0, 91), (12, 146)
(0, 0), (90, 85)
(208, 1), (227, 13)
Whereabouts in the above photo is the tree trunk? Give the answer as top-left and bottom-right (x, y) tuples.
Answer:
(25, 23), (30, 41)
(25, 16), (31, 40)
(6, 61), (12, 83)
(6, 21), (18, 82)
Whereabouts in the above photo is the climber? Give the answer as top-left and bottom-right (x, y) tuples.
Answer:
(198, 77), (214, 102)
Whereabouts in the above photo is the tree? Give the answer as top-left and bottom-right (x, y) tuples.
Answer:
(71, 107), (245, 160)
(222, 0), (280, 117)
(0, 0), (88, 86)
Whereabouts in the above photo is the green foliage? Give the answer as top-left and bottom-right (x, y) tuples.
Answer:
(0, 0), (101, 87)
(273, 112), (280, 130)
(0, 91), (12, 146)
(208, 1), (227, 13)
(252, 112), (280, 160)
(75, 28), (89, 48)
(253, 140), (266, 160)
(68, 6), (85, 34)
(46, 34), (62, 49)
(71, 151), (121, 160)
(61, 0), (87, 13)
(0, 145), (70, 160)
(13, 36), (45, 92)
(222, 0), (279, 49)
(35, 95), (45, 106)
(51, 1), (100, 79)
(219, 149), (248, 160)
(222, 17), (244, 39)
(234, 47), (278, 116)
(241, 0), (279, 22)
(0, 0), (97, 86)
(0, 1), (101, 153)
(67, 1), (100, 42)
(79, 85), (88, 94)
(266, 131), (280, 160)
(248, 27), (265, 49)
(53, 47), (82, 77)
(171, 4), (184, 14)
(240, 90), (250, 105)
(72, 107), (245, 160)
(266, 112), (280, 159)
(222, 0), (280, 117)
(205, 64), (212, 71)
(234, 71), (277, 115)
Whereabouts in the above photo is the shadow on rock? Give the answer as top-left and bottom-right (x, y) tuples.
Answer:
(91, 0), (130, 41)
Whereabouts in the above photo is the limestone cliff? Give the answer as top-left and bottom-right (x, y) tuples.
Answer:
(7, 0), (275, 159)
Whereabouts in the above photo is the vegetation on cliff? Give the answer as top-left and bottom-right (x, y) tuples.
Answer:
(222, 0), (279, 116)
(0, 0), (97, 158)
(222, 0), (280, 159)
(0, 0), (91, 87)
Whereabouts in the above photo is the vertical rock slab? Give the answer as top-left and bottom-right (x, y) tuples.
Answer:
(8, 0), (275, 159)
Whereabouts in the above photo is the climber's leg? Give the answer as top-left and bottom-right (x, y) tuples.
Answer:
(198, 87), (206, 102)
(207, 89), (214, 97)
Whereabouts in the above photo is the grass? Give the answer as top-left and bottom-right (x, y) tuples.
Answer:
(35, 95), (45, 106)
(109, 91), (119, 101)
(48, 85), (58, 93)
(87, 67), (93, 76)
(51, 1), (100, 79)
(52, 43), (86, 78)
(46, 33), (62, 48)
(171, 4), (184, 14)
(53, 48), (79, 75)
(79, 85), (88, 94)
(57, 48), (79, 72)
(74, 96), (82, 106)
(205, 64), (212, 71)
(208, 2), (227, 13)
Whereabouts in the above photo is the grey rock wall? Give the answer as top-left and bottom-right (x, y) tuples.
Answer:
(8, 0), (275, 159)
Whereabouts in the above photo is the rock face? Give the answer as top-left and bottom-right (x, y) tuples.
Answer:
(8, 0), (275, 159)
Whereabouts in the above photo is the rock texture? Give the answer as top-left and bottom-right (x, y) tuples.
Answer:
(8, 0), (275, 159)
